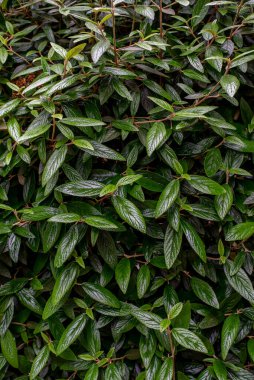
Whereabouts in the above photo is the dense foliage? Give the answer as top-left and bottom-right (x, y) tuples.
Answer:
(1, 0), (254, 379)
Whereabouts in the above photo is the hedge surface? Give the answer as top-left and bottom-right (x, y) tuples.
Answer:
(0, 0), (254, 379)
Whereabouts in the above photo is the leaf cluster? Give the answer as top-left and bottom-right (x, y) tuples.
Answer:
(0, 0), (254, 379)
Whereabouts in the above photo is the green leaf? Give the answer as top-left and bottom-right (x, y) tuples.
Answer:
(205, 46), (223, 72)
(112, 196), (146, 233)
(188, 175), (225, 195)
(17, 288), (43, 315)
(84, 364), (99, 380)
(52, 263), (79, 306)
(206, 117), (236, 130)
(54, 225), (79, 268)
(231, 53), (254, 68)
(56, 180), (103, 197)
(41, 222), (61, 253)
(224, 260), (254, 303)
(0, 99), (20, 118)
(204, 148), (222, 177)
(136, 5), (155, 20)
(192, 0), (210, 26)
(156, 357), (174, 380)
(7, 117), (21, 142)
(137, 265), (150, 299)
(42, 145), (67, 187)
(248, 339), (254, 362)
(18, 123), (51, 142)
(0, 223), (11, 234)
(172, 106), (217, 120)
(148, 97), (174, 112)
(56, 314), (87, 355)
(50, 42), (67, 58)
(183, 69), (210, 83)
(42, 295), (67, 320)
(220, 75), (240, 98)
(45, 75), (79, 96)
(224, 135), (254, 153)
(214, 184), (233, 220)
(172, 328), (208, 353)
(82, 282), (121, 308)
(100, 184), (117, 196)
(225, 222), (254, 241)
(22, 74), (58, 94)
(84, 216), (119, 231)
(112, 78), (133, 101)
(213, 359), (227, 380)
(86, 141), (126, 161)
(0, 187), (7, 202)
(112, 120), (138, 132)
(73, 139), (94, 150)
(105, 364), (121, 380)
(16, 145), (31, 164)
(60, 117), (105, 128)
(0, 278), (28, 296)
(66, 43), (86, 60)
(91, 39), (110, 63)
(191, 277), (219, 309)
(164, 225), (182, 269)
(29, 345), (50, 380)
(115, 258), (131, 294)
(48, 213), (80, 223)
(146, 122), (167, 157)
(155, 179), (180, 218)
(181, 219), (206, 262)
(140, 333), (157, 368)
(1, 329), (18, 368)
(117, 174), (142, 187)
(221, 314), (240, 360)
(168, 302), (183, 320)
(130, 306), (162, 330)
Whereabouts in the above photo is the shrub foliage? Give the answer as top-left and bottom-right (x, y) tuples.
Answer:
(1, 0), (254, 379)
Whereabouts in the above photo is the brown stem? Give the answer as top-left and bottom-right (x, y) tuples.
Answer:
(159, 0), (163, 39)
(230, 0), (244, 38)
(111, 0), (118, 65)
(167, 328), (176, 380)
(51, 117), (56, 141)
(63, 59), (68, 78)
(7, 46), (31, 66)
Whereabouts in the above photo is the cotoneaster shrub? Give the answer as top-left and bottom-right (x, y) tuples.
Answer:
(0, 0), (254, 379)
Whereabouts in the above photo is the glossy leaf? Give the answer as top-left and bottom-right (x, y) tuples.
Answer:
(56, 314), (87, 355)
(191, 277), (219, 309)
(82, 282), (121, 308)
(221, 314), (240, 360)
(115, 258), (131, 294)
(172, 328), (208, 353)
(112, 196), (146, 233)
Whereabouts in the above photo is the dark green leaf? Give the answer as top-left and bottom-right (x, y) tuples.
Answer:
(52, 263), (79, 305)
(42, 145), (68, 187)
(172, 328), (208, 353)
(137, 265), (150, 299)
(188, 176), (225, 195)
(1, 330), (18, 368)
(155, 179), (180, 218)
(181, 219), (206, 262)
(115, 258), (131, 294)
(29, 345), (50, 380)
(191, 277), (219, 309)
(164, 225), (182, 269)
(221, 314), (240, 360)
(56, 314), (87, 355)
(112, 196), (146, 233)
(82, 282), (121, 308)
